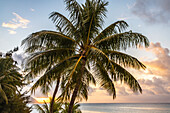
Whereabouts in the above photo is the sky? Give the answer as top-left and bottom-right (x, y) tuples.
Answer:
(0, 0), (170, 103)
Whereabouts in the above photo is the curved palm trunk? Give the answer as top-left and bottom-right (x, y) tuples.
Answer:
(68, 59), (85, 113)
(50, 77), (60, 113)
(68, 79), (81, 113)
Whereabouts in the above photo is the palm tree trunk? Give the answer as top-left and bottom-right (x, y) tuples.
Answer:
(68, 79), (81, 113)
(68, 59), (85, 113)
(50, 77), (60, 113)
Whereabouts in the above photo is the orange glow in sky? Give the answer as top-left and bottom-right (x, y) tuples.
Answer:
(34, 93), (51, 103)
(34, 97), (51, 103)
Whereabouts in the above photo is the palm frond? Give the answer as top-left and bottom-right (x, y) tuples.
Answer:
(111, 61), (142, 93)
(94, 63), (116, 99)
(106, 50), (146, 69)
(0, 84), (8, 104)
(25, 45), (46, 53)
(86, 14), (94, 45)
(89, 47), (114, 70)
(43, 101), (50, 113)
(94, 31), (149, 50)
(77, 82), (88, 101)
(26, 48), (75, 64)
(83, 67), (96, 86)
(24, 48), (76, 77)
(2, 83), (17, 92)
(43, 55), (79, 79)
(30, 55), (79, 94)
(82, 0), (109, 43)
(34, 104), (46, 113)
(49, 12), (76, 37)
(93, 20), (129, 42)
(64, 0), (83, 26)
(30, 75), (52, 94)
(21, 30), (78, 51)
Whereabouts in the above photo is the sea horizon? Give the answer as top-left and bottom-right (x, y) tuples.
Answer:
(30, 103), (170, 113)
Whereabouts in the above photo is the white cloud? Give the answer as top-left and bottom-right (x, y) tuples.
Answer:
(30, 8), (35, 12)
(8, 30), (16, 34)
(2, 12), (30, 34)
(12, 52), (26, 66)
(142, 42), (170, 79)
(2, 22), (19, 29)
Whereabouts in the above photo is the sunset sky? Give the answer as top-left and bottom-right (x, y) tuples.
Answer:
(0, 0), (170, 103)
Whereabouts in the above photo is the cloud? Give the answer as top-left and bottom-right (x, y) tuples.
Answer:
(13, 53), (25, 66)
(131, 0), (170, 24)
(88, 87), (97, 95)
(8, 30), (16, 34)
(143, 42), (170, 79)
(131, 42), (170, 97)
(117, 86), (129, 96)
(2, 12), (30, 34)
(139, 77), (170, 95)
(30, 8), (35, 12)
(143, 89), (155, 95)
(124, 42), (170, 102)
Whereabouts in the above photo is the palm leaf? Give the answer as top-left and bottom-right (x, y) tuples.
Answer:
(64, 0), (83, 26)
(93, 20), (129, 42)
(34, 104), (46, 113)
(30, 55), (79, 94)
(82, 0), (108, 42)
(21, 30), (78, 50)
(89, 46), (114, 70)
(106, 50), (146, 69)
(24, 48), (76, 76)
(0, 84), (8, 104)
(83, 67), (96, 86)
(111, 61), (142, 93)
(94, 63), (116, 99)
(49, 12), (76, 38)
(25, 45), (46, 53)
(2, 83), (17, 91)
(94, 31), (149, 50)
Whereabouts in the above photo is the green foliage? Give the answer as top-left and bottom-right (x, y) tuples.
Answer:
(0, 57), (22, 104)
(0, 92), (31, 113)
(0, 54), (31, 113)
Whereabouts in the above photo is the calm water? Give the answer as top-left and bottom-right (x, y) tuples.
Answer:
(31, 103), (170, 113)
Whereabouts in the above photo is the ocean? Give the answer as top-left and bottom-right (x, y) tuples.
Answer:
(31, 103), (170, 113)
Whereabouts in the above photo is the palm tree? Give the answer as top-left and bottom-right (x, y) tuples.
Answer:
(0, 53), (31, 113)
(0, 57), (22, 104)
(22, 0), (149, 113)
